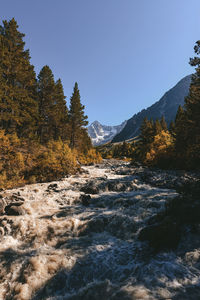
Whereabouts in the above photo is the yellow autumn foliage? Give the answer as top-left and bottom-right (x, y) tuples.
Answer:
(145, 130), (174, 166)
(0, 130), (102, 188)
(78, 148), (102, 165)
(0, 130), (25, 188)
(30, 140), (78, 182)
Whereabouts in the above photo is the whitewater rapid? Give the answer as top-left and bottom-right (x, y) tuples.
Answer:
(0, 160), (200, 299)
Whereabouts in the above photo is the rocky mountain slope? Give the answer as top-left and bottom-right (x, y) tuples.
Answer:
(0, 160), (200, 299)
(112, 74), (192, 142)
(88, 120), (127, 146)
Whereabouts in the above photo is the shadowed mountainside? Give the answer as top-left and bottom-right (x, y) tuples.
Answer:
(112, 74), (191, 142)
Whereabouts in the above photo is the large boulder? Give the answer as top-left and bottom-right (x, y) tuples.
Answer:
(5, 202), (25, 216)
(139, 217), (181, 251)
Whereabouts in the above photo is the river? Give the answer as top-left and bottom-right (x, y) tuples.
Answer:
(0, 160), (200, 299)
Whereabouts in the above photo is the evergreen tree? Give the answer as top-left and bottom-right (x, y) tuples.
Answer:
(173, 41), (200, 167)
(0, 18), (38, 138)
(68, 82), (88, 148)
(37, 65), (56, 143)
(113, 144), (120, 158)
(160, 116), (168, 131)
(174, 104), (193, 168)
(183, 42), (200, 154)
(139, 117), (154, 146)
(138, 117), (154, 161)
(121, 141), (129, 157)
(78, 127), (92, 153)
(53, 79), (69, 140)
(174, 105), (186, 152)
(169, 120), (176, 138)
(0, 18), (102, 188)
(153, 119), (162, 135)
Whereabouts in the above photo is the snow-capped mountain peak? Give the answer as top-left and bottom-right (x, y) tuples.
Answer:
(88, 120), (127, 146)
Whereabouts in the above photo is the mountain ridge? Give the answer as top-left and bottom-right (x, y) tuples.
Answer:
(112, 74), (192, 142)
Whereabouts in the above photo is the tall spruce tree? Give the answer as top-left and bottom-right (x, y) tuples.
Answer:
(160, 116), (168, 131)
(0, 18), (38, 138)
(153, 119), (162, 135)
(37, 65), (56, 143)
(139, 117), (154, 146)
(68, 82), (89, 149)
(169, 120), (176, 138)
(174, 105), (186, 152)
(183, 42), (200, 156)
(138, 117), (154, 160)
(53, 79), (69, 140)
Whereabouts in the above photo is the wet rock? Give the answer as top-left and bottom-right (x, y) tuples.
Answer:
(79, 168), (90, 175)
(79, 215), (109, 235)
(0, 193), (25, 215)
(80, 178), (137, 195)
(114, 197), (136, 208)
(107, 180), (136, 192)
(80, 182), (100, 194)
(140, 180), (200, 251)
(139, 218), (181, 251)
(47, 183), (59, 192)
(10, 194), (25, 202)
(5, 202), (25, 216)
(80, 194), (91, 206)
(116, 167), (132, 176)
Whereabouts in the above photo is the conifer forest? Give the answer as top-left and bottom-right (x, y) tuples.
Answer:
(0, 18), (101, 189)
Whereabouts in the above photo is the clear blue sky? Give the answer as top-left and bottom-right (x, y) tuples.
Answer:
(1, 0), (200, 125)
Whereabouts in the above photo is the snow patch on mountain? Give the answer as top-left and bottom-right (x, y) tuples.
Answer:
(88, 120), (127, 146)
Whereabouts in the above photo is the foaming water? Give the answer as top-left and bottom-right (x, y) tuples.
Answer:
(0, 160), (199, 299)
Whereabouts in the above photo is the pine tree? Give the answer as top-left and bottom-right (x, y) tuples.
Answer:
(0, 18), (38, 138)
(121, 141), (129, 157)
(174, 105), (185, 145)
(160, 116), (168, 131)
(138, 117), (154, 161)
(37, 65), (56, 143)
(53, 79), (69, 140)
(78, 128), (92, 153)
(153, 119), (162, 135)
(183, 42), (200, 152)
(139, 117), (154, 146)
(68, 82), (88, 148)
(176, 41), (200, 168)
(173, 41), (200, 167)
(169, 121), (176, 138)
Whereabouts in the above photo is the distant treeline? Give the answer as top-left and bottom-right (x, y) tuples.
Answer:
(0, 18), (101, 188)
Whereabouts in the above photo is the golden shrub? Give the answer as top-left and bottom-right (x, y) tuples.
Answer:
(145, 130), (174, 166)
(0, 130), (25, 188)
(30, 140), (78, 182)
(78, 148), (102, 165)
(0, 130), (101, 188)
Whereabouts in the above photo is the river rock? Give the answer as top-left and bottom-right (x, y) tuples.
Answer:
(80, 194), (91, 206)
(4, 201), (25, 216)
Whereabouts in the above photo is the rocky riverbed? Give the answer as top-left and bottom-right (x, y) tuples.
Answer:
(0, 160), (200, 299)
